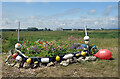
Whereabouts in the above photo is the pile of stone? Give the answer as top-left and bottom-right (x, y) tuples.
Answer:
(5, 56), (96, 69)
(60, 56), (96, 66)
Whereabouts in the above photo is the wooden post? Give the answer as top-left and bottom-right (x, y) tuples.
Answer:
(85, 25), (87, 36)
(18, 21), (20, 42)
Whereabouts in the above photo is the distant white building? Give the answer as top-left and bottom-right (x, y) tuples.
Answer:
(56, 27), (63, 31)
(99, 28), (104, 30)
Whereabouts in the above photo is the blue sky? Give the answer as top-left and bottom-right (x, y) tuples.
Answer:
(2, 2), (118, 29)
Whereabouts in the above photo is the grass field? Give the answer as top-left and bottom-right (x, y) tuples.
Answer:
(1, 30), (119, 77)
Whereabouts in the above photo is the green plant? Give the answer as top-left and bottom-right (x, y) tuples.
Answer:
(8, 37), (18, 49)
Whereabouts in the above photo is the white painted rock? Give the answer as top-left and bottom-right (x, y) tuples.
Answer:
(85, 57), (90, 61)
(84, 56), (96, 61)
(23, 62), (30, 68)
(47, 62), (54, 67)
(73, 57), (78, 62)
(5, 62), (9, 66)
(77, 57), (85, 62)
(66, 59), (73, 63)
(34, 63), (39, 68)
(14, 63), (20, 68)
(89, 56), (96, 61)
(60, 61), (69, 66)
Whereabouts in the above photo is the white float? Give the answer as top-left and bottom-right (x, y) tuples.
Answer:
(41, 58), (49, 63)
(15, 43), (22, 49)
(63, 54), (74, 59)
(16, 55), (22, 62)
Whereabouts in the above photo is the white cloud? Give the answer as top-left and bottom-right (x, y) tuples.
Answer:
(94, 21), (99, 25)
(15, 20), (20, 23)
(88, 9), (96, 15)
(30, 16), (35, 19)
(110, 17), (116, 21)
(103, 5), (117, 16)
(2, 15), (118, 29)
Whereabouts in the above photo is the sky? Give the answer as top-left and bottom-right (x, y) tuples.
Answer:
(2, 2), (118, 30)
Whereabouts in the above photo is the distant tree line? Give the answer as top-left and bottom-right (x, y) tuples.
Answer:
(1, 27), (53, 31)
(27, 27), (38, 31)
(1, 27), (117, 31)
(27, 27), (52, 31)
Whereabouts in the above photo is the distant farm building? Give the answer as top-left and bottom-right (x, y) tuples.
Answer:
(99, 28), (104, 30)
(56, 27), (63, 31)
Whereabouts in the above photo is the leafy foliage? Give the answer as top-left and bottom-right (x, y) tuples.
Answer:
(18, 36), (83, 57)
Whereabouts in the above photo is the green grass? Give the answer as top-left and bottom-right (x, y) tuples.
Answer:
(1, 30), (118, 77)
(2, 30), (118, 53)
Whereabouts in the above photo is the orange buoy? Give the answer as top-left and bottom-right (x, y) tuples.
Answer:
(12, 53), (18, 58)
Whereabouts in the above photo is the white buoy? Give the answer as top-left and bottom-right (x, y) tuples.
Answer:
(83, 26), (90, 54)
(41, 58), (49, 63)
(63, 54), (74, 59)
(15, 43), (22, 48)
(84, 26), (90, 44)
(16, 55), (22, 62)
(84, 36), (89, 41)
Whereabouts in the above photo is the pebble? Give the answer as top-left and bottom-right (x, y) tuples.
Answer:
(4, 55), (97, 68)
(77, 57), (85, 62)
(89, 56), (96, 61)
(66, 59), (73, 63)
(47, 62), (55, 67)
(85, 56), (96, 61)
(23, 62), (30, 68)
(73, 57), (77, 63)
(15, 63), (20, 68)
(85, 57), (90, 61)
(60, 61), (69, 66)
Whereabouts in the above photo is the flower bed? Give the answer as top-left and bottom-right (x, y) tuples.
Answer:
(17, 36), (85, 57)
(5, 35), (101, 68)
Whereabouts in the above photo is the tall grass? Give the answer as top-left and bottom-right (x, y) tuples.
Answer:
(2, 30), (118, 53)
